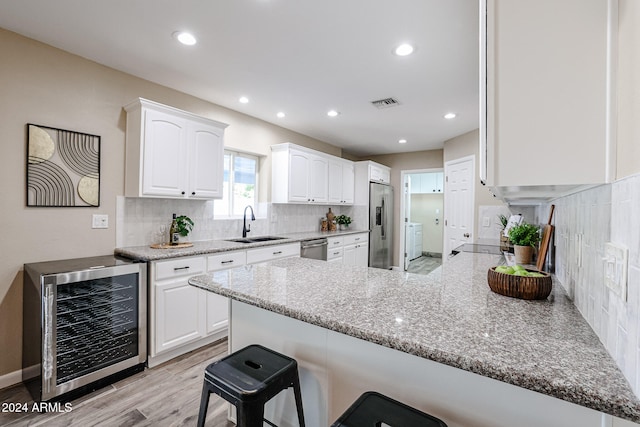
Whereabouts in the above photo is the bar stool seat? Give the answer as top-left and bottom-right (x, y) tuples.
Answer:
(197, 344), (305, 427)
(331, 391), (447, 427)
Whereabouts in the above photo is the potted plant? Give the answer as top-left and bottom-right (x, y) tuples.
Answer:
(335, 214), (352, 230)
(497, 214), (509, 250)
(508, 222), (540, 264)
(175, 215), (194, 241)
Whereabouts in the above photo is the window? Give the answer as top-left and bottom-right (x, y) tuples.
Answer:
(214, 150), (258, 217)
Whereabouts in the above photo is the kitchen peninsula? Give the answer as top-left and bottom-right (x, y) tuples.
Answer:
(189, 253), (640, 427)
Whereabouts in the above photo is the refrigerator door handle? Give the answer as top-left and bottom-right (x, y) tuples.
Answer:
(380, 198), (386, 239)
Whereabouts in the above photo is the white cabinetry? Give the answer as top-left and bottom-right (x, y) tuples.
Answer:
(125, 98), (228, 199)
(481, 0), (612, 195)
(327, 233), (368, 266)
(328, 159), (355, 205)
(247, 242), (300, 264)
(411, 173), (443, 194)
(152, 256), (207, 359)
(272, 143), (354, 205)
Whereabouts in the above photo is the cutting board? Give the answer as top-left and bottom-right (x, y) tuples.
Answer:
(536, 205), (555, 271)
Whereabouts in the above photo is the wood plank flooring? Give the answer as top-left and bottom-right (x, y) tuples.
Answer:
(0, 339), (234, 427)
(407, 255), (442, 275)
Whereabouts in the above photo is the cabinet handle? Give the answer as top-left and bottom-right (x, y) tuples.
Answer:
(192, 192), (196, 195)
(181, 191), (186, 195)
(273, 251), (283, 255)
(174, 266), (190, 271)
(221, 260), (234, 264)
(333, 251), (340, 255)
(354, 238), (360, 241)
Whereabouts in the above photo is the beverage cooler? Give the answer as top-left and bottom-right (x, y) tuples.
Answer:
(23, 255), (147, 401)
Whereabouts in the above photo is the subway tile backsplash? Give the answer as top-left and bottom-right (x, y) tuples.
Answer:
(552, 173), (640, 396)
(116, 197), (366, 247)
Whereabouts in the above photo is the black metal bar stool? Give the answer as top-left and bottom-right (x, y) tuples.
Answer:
(197, 344), (305, 427)
(331, 391), (447, 427)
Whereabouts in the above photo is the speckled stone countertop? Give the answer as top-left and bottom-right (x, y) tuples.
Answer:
(114, 229), (368, 261)
(189, 253), (640, 423)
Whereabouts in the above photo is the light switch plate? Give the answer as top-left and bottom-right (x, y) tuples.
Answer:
(604, 242), (628, 301)
(92, 214), (109, 229)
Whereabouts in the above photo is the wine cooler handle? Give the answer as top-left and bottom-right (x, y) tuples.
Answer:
(43, 285), (55, 393)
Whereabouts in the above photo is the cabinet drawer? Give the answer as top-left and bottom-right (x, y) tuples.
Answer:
(155, 256), (205, 281)
(343, 233), (369, 246)
(207, 251), (247, 272)
(327, 246), (344, 260)
(328, 237), (343, 248)
(247, 243), (300, 264)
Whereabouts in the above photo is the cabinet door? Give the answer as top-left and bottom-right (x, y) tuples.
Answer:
(308, 155), (328, 203)
(188, 122), (224, 199)
(343, 244), (356, 266)
(288, 150), (310, 202)
(246, 243), (300, 264)
(328, 160), (343, 204)
(155, 278), (206, 354)
(206, 291), (228, 335)
(341, 162), (355, 204)
(142, 109), (188, 197)
(435, 172), (444, 192)
(355, 243), (369, 267)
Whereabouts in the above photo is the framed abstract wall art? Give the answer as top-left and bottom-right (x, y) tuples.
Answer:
(26, 123), (101, 207)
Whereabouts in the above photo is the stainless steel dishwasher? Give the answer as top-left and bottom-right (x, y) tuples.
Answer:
(300, 238), (328, 260)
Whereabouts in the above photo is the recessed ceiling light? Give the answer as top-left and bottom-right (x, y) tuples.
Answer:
(239, 96), (249, 104)
(173, 31), (197, 46)
(277, 112), (285, 118)
(327, 110), (339, 117)
(398, 139), (407, 144)
(444, 112), (457, 119)
(394, 43), (414, 56)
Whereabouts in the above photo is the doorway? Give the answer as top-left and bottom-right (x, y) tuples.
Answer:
(443, 155), (475, 257)
(400, 169), (444, 275)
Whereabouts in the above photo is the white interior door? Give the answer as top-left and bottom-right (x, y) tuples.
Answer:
(444, 156), (475, 257)
(403, 175), (412, 270)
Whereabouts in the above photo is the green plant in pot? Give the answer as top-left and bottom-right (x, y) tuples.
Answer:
(175, 215), (194, 241)
(335, 214), (352, 230)
(508, 222), (540, 264)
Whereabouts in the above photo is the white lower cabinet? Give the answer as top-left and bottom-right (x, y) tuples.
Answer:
(149, 243), (297, 367)
(327, 233), (369, 267)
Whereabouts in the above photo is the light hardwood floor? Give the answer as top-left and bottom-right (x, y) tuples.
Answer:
(407, 255), (442, 275)
(0, 339), (234, 427)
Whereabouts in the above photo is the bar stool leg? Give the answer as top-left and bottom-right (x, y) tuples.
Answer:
(196, 382), (211, 427)
(292, 373), (306, 427)
(236, 401), (265, 427)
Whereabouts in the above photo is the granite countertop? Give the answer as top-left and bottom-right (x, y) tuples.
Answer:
(189, 253), (640, 423)
(114, 229), (368, 261)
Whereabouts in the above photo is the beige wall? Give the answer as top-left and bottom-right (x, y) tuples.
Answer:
(367, 150), (444, 266)
(616, 0), (640, 179)
(410, 194), (444, 254)
(0, 29), (342, 378)
(443, 129), (505, 244)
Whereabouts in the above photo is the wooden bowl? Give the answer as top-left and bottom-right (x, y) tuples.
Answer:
(487, 267), (552, 300)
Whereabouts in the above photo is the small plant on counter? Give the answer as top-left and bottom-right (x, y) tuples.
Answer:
(176, 215), (194, 238)
(335, 215), (352, 227)
(508, 222), (540, 247)
(497, 214), (509, 229)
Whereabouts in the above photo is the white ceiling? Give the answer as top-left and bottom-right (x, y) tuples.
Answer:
(0, 0), (479, 157)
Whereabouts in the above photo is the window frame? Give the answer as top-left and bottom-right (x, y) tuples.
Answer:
(214, 149), (260, 219)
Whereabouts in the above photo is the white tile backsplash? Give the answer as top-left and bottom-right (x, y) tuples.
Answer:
(116, 197), (367, 247)
(551, 173), (640, 397)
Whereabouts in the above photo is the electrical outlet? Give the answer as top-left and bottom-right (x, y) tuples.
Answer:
(604, 242), (629, 301)
(92, 214), (109, 229)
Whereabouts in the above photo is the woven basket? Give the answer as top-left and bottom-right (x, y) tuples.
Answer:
(487, 267), (552, 300)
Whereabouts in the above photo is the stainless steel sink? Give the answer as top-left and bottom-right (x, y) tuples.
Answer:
(225, 236), (288, 244)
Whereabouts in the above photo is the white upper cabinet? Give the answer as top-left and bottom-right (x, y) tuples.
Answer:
(328, 158), (355, 204)
(125, 98), (228, 199)
(272, 143), (353, 205)
(481, 0), (613, 193)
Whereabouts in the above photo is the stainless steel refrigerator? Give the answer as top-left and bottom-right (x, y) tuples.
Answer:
(369, 182), (393, 269)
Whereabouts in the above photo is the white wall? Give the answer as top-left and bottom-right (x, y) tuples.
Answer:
(552, 173), (640, 395)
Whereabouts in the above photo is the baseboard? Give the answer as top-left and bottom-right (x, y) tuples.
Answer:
(0, 368), (22, 390)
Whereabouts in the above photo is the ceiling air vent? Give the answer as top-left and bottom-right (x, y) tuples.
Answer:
(371, 97), (401, 109)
